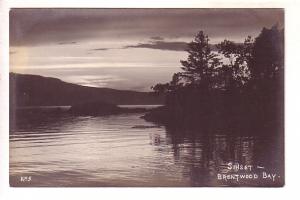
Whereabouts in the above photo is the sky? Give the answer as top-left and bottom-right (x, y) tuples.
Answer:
(9, 8), (284, 91)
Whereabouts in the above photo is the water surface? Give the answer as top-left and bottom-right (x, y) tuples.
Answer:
(10, 106), (284, 187)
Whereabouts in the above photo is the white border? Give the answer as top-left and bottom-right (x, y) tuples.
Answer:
(6, 0), (287, 8)
(1, 0), (300, 200)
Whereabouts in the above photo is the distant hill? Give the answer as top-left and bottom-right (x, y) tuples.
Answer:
(9, 73), (164, 107)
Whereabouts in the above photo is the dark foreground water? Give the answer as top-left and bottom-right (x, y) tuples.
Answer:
(10, 106), (284, 187)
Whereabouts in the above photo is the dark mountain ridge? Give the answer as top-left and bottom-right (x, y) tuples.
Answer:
(9, 73), (164, 107)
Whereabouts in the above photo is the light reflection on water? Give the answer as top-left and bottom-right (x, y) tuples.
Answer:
(10, 108), (283, 186)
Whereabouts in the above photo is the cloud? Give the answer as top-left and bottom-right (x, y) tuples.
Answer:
(58, 41), (77, 45)
(150, 36), (164, 41)
(10, 9), (284, 46)
(124, 41), (188, 51)
(90, 39), (187, 52)
(123, 41), (220, 52)
(90, 48), (111, 51)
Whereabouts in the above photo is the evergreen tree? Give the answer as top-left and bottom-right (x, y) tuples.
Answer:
(180, 31), (221, 90)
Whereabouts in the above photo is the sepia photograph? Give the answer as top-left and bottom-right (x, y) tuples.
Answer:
(9, 8), (284, 187)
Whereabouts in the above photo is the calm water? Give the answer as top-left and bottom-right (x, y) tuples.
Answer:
(10, 106), (284, 187)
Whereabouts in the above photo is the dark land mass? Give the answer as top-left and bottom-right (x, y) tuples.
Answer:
(141, 86), (284, 136)
(9, 73), (164, 107)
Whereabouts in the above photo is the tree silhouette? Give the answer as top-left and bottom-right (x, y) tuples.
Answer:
(180, 31), (221, 91)
(251, 25), (284, 81)
(148, 26), (284, 132)
(217, 36), (253, 91)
